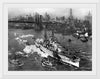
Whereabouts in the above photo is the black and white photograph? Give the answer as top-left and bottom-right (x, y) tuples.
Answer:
(8, 7), (92, 71)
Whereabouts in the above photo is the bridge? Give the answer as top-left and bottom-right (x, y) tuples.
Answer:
(8, 20), (64, 25)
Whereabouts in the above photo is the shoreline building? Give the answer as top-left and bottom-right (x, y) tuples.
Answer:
(69, 8), (74, 20)
(85, 11), (92, 24)
(68, 8), (75, 29)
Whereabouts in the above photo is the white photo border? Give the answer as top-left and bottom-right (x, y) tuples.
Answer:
(2, 3), (96, 76)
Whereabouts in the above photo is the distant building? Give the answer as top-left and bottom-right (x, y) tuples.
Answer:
(85, 11), (92, 24)
(68, 8), (75, 28)
(69, 8), (74, 20)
